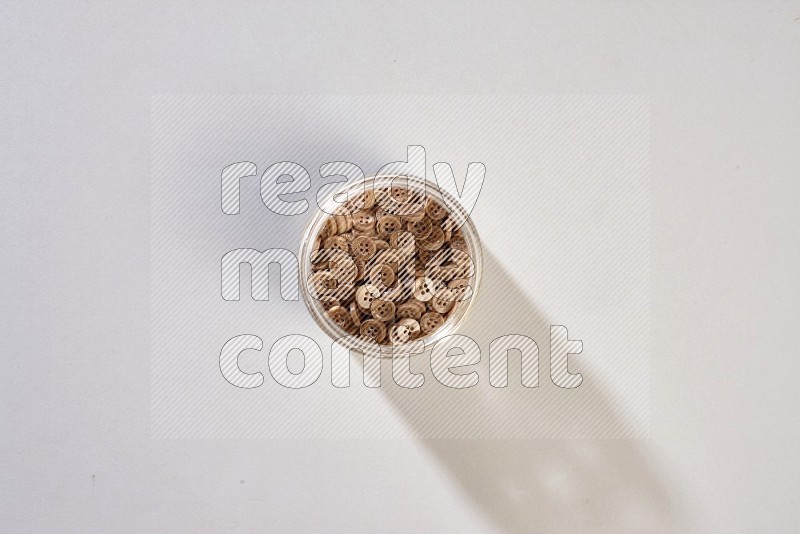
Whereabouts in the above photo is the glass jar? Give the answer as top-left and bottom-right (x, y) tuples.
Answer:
(299, 174), (483, 356)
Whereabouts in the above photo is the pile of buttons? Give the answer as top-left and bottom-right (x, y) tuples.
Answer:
(307, 185), (475, 346)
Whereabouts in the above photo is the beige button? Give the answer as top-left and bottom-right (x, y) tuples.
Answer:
(397, 318), (421, 338)
(349, 302), (362, 327)
(400, 204), (426, 222)
(376, 215), (402, 236)
(447, 278), (470, 290)
(450, 236), (468, 254)
(419, 311), (444, 334)
(352, 226), (377, 238)
(351, 235), (376, 260)
(449, 248), (473, 267)
(370, 299), (396, 322)
(309, 248), (331, 268)
(369, 263), (396, 289)
(359, 188), (376, 210)
(410, 298), (427, 315)
(327, 305), (356, 334)
(323, 217), (338, 238)
(355, 284), (381, 310)
(390, 185), (410, 203)
(360, 318), (386, 343)
(354, 259), (366, 281)
(424, 248), (470, 278)
(314, 246), (346, 265)
(393, 196), (426, 220)
(418, 226), (445, 251)
(330, 273), (355, 303)
(425, 197), (448, 220)
(450, 259), (474, 279)
(429, 265), (458, 282)
(389, 261), (416, 294)
(385, 273), (414, 301)
(343, 188), (375, 214)
(311, 261), (328, 272)
(395, 189), (425, 218)
(407, 216), (433, 240)
(396, 301), (423, 320)
(413, 276), (439, 302)
(389, 323), (411, 345)
(439, 215), (458, 234)
(352, 210), (376, 232)
(389, 231), (416, 255)
(417, 248), (432, 268)
(429, 294), (455, 314)
(319, 251), (354, 301)
(324, 235), (349, 254)
(334, 214), (351, 234)
(387, 230), (401, 249)
(308, 271), (338, 300)
(320, 298), (340, 311)
(446, 278), (472, 301)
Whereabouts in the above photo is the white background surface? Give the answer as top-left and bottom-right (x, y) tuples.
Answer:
(2, 1), (799, 532)
(149, 95), (650, 440)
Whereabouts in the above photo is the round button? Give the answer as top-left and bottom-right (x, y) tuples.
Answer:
(377, 215), (402, 236)
(396, 301), (423, 320)
(320, 298), (340, 311)
(417, 248), (432, 269)
(335, 214), (351, 234)
(429, 265), (458, 282)
(446, 278), (472, 301)
(349, 302), (362, 327)
(429, 294), (454, 314)
(327, 305), (356, 333)
(352, 210), (376, 232)
(413, 276), (438, 302)
(419, 311), (444, 334)
(308, 271), (338, 300)
(323, 217), (338, 237)
(390, 186), (410, 203)
(355, 284), (381, 310)
(369, 263), (396, 289)
(360, 188), (376, 210)
(324, 235), (349, 254)
(389, 324), (411, 346)
(407, 217), (433, 240)
(418, 226), (445, 251)
(351, 235), (376, 260)
(353, 226), (377, 237)
(450, 236), (469, 254)
(354, 259), (366, 281)
(360, 319), (386, 343)
(370, 299), (396, 322)
(425, 197), (448, 220)
(397, 318), (421, 338)
(401, 203), (426, 222)
(410, 298), (427, 316)
(388, 230), (415, 252)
